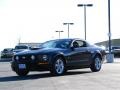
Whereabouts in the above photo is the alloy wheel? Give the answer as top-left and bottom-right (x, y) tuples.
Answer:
(95, 57), (101, 70)
(55, 58), (65, 75)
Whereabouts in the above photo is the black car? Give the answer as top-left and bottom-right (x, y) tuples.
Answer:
(11, 38), (106, 76)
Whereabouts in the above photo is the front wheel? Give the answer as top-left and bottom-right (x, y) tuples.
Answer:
(50, 57), (66, 76)
(14, 63), (29, 76)
(15, 69), (29, 76)
(90, 56), (102, 72)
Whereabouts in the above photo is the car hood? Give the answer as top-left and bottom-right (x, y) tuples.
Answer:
(13, 49), (29, 53)
(15, 48), (66, 55)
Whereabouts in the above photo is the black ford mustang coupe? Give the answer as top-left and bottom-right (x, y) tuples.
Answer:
(11, 38), (106, 76)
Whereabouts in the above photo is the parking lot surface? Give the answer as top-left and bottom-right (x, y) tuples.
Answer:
(0, 58), (120, 90)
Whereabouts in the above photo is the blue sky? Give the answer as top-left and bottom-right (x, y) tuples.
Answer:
(0, 0), (120, 50)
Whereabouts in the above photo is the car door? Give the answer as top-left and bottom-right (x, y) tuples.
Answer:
(69, 40), (91, 66)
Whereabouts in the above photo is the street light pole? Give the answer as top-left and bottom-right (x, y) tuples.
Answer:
(106, 0), (114, 63)
(63, 23), (74, 38)
(77, 4), (93, 40)
(55, 30), (64, 39)
(84, 5), (87, 40)
(108, 0), (111, 54)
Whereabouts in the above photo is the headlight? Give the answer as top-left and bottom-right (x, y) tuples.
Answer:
(15, 56), (19, 60)
(31, 55), (35, 60)
(42, 55), (48, 61)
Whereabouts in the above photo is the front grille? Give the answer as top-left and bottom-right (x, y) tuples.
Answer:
(14, 55), (31, 63)
(14, 55), (48, 63)
(19, 55), (30, 62)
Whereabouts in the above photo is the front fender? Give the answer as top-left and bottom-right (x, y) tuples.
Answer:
(91, 50), (102, 60)
(48, 52), (66, 65)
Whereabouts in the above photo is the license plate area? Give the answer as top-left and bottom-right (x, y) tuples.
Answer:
(18, 64), (26, 69)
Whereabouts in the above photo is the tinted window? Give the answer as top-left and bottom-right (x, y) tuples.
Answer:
(15, 46), (28, 49)
(3, 48), (13, 52)
(73, 40), (87, 48)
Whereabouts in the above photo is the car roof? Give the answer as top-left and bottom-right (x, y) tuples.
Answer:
(15, 45), (29, 47)
(3, 48), (13, 50)
(50, 38), (86, 41)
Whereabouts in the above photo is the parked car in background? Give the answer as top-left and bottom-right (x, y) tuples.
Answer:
(11, 38), (106, 76)
(111, 46), (120, 57)
(13, 45), (31, 54)
(1, 48), (14, 58)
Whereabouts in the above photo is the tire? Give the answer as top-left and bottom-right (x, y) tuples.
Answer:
(50, 57), (66, 76)
(16, 69), (29, 76)
(90, 56), (102, 72)
(14, 63), (29, 76)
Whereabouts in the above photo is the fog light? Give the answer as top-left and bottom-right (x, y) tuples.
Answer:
(42, 55), (48, 61)
(15, 56), (19, 60)
(31, 55), (35, 60)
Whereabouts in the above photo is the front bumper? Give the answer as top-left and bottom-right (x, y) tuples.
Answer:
(11, 60), (50, 72)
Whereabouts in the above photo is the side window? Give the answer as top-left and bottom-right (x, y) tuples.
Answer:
(73, 40), (87, 48)
(73, 41), (79, 48)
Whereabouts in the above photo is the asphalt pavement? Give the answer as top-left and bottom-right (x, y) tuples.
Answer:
(0, 58), (120, 90)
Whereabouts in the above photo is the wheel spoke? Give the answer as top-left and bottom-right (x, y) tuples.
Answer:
(55, 58), (64, 74)
(95, 58), (101, 70)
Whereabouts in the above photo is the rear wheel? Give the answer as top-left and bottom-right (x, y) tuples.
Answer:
(50, 57), (66, 75)
(90, 56), (102, 72)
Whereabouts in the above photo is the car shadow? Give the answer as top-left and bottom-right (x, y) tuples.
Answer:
(0, 70), (91, 82)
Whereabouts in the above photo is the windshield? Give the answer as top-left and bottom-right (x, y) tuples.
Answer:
(15, 46), (28, 49)
(41, 39), (72, 49)
(3, 48), (13, 52)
